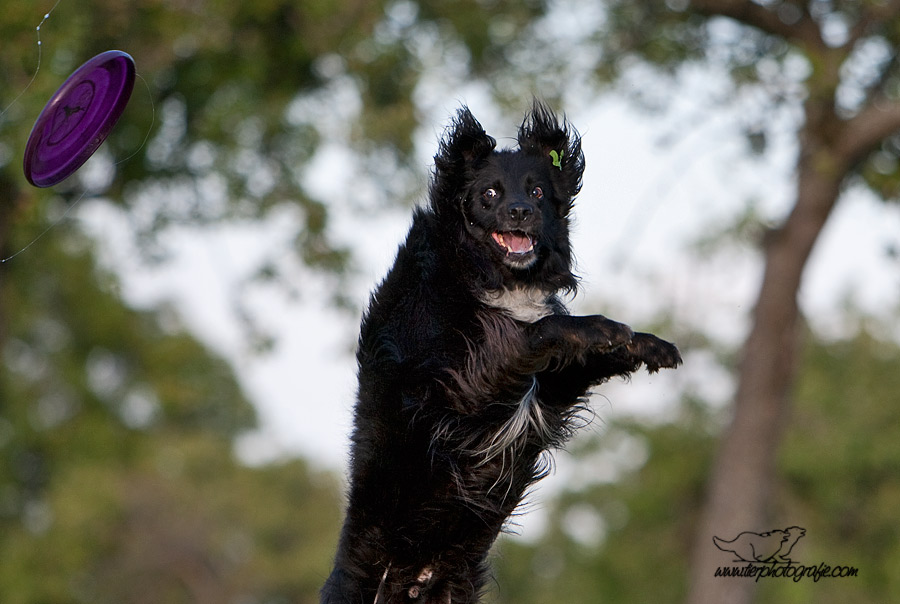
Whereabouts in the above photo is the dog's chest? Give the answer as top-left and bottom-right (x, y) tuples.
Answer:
(480, 287), (553, 323)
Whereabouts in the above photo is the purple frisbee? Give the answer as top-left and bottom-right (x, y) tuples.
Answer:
(24, 50), (135, 188)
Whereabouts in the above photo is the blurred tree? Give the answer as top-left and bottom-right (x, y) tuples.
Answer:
(492, 326), (900, 604)
(0, 224), (343, 602)
(5, 1), (899, 602)
(576, 3), (900, 602)
(764, 325), (900, 603)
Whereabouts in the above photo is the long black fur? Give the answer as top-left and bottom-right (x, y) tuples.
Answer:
(322, 102), (681, 604)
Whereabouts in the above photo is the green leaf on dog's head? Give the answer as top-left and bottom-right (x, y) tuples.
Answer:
(550, 149), (563, 170)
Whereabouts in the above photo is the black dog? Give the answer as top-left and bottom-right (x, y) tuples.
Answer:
(321, 102), (681, 604)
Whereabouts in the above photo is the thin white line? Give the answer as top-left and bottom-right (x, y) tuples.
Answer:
(1, 191), (87, 264)
(0, 0), (62, 123)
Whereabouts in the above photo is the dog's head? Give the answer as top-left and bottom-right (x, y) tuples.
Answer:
(430, 101), (584, 293)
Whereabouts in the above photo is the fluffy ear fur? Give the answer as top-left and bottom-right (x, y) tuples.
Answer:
(430, 107), (496, 216)
(517, 100), (585, 214)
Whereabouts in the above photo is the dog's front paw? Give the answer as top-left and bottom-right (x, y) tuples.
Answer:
(583, 315), (634, 351)
(626, 333), (682, 373)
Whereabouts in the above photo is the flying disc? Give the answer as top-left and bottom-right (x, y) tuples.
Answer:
(24, 50), (135, 188)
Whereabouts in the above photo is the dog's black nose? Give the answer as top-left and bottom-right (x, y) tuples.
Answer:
(507, 202), (534, 223)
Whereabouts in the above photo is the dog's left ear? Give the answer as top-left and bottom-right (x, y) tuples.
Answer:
(430, 107), (497, 217)
(518, 101), (585, 212)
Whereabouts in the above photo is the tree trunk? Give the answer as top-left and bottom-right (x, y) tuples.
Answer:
(685, 137), (843, 604)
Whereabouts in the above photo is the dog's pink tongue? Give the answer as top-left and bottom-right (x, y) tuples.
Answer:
(504, 233), (533, 253)
(495, 233), (534, 254)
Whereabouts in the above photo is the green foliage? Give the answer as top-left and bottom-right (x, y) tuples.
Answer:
(491, 329), (900, 603)
(0, 222), (343, 602)
(0, 436), (342, 604)
(596, 2), (709, 78)
(764, 328), (900, 603)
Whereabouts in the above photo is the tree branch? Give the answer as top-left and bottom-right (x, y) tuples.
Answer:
(835, 98), (900, 167)
(847, 0), (900, 48)
(860, 47), (900, 112)
(849, 1), (900, 108)
(689, 0), (823, 50)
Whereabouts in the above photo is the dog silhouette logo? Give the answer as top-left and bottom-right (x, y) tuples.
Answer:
(713, 526), (806, 563)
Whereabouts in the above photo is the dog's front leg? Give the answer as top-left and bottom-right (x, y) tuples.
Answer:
(521, 314), (635, 372)
(537, 331), (682, 405)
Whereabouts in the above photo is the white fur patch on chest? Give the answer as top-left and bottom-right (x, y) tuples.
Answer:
(478, 377), (548, 465)
(480, 287), (553, 323)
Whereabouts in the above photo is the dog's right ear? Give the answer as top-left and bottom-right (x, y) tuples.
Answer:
(430, 107), (496, 215)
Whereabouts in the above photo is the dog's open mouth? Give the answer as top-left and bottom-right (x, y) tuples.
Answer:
(492, 231), (535, 255)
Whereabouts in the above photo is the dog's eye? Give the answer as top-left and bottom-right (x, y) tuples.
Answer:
(482, 188), (499, 201)
(532, 186), (544, 199)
